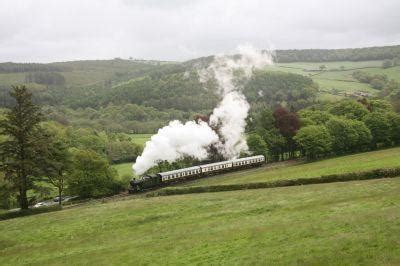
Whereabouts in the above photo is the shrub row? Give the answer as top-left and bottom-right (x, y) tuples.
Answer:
(146, 167), (400, 197)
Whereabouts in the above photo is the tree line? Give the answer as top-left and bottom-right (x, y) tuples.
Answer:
(247, 99), (400, 160)
(274, 45), (400, 63)
(0, 62), (70, 73)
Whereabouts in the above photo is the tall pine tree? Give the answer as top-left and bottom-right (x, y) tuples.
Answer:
(0, 85), (45, 209)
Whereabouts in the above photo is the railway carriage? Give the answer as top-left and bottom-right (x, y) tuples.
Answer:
(159, 166), (202, 183)
(232, 155), (265, 168)
(129, 155), (265, 193)
(200, 161), (233, 175)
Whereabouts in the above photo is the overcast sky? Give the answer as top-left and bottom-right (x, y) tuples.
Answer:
(1, 0), (399, 63)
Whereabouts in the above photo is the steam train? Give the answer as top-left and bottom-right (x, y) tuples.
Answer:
(129, 155), (265, 193)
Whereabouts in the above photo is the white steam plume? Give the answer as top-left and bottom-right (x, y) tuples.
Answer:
(133, 120), (219, 175)
(133, 45), (273, 175)
(200, 45), (273, 158)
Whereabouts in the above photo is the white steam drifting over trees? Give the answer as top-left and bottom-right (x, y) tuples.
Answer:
(133, 45), (273, 175)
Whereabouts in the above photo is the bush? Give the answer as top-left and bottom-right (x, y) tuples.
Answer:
(294, 125), (332, 159)
(67, 149), (122, 198)
(382, 59), (393, 69)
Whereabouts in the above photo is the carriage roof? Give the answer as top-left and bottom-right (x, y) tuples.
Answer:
(158, 166), (201, 176)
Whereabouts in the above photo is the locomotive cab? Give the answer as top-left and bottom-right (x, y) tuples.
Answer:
(128, 177), (143, 193)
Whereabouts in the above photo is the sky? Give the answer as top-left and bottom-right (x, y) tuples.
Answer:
(1, 0), (399, 63)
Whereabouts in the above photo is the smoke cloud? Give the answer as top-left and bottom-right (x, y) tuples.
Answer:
(132, 120), (219, 174)
(133, 45), (273, 175)
(203, 45), (273, 158)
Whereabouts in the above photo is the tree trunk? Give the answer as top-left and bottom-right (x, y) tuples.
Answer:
(58, 188), (62, 206)
(19, 186), (29, 210)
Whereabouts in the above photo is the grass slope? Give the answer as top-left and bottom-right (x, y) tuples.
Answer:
(0, 177), (399, 264)
(180, 147), (400, 187)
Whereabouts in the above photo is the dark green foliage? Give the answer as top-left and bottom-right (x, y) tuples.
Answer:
(247, 107), (275, 133)
(352, 71), (389, 90)
(39, 133), (71, 206)
(100, 73), (219, 112)
(0, 174), (15, 209)
(326, 117), (372, 154)
(329, 100), (369, 120)
(247, 133), (268, 157)
(382, 59), (393, 69)
(106, 140), (142, 164)
(25, 72), (66, 85)
(245, 71), (318, 110)
(0, 62), (69, 73)
(370, 78), (386, 90)
(262, 129), (287, 161)
(369, 99), (393, 112)
(298, 109), (333, 126)
(147, 167), (400, 197)
(0, 86), (48, 209)
(387, 112), (400, 144)
(274, 45), (400, 63)
(364, 112), (391, 148)
(294, 125), (332, 159)
(67, 149), (121, 198)
(44, 104), (189, 134)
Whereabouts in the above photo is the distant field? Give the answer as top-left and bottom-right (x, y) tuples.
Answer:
(113, 162), (134, 178)
(111, 134), (152, 178)
(264, 60), (400, 100)
(362, 66), (400, 82)
(127, 133), (152, 146)
(1, 177), (399, 264)
(181, 147), (400, 187)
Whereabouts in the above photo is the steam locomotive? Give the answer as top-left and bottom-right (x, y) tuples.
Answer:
(129, 155), (265, 193)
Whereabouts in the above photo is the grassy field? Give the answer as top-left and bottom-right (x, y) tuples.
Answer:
(264, 60), (400, 100)
(0, 177), (399, 264)
(180, 147), (400, 187)
(111, 133), (152, 178)
(127, 133), (152, 147)
(113, 162), (134, 178)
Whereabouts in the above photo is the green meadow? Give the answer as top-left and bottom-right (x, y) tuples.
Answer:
(113, 162), (134, 178)
(1, 177), (399, 265)
(127, 133), (152, 147)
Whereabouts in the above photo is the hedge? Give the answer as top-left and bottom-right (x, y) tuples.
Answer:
(146, 167), (400, 197)
(0, 205), (62, 221)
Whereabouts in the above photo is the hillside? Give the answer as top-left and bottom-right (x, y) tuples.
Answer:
(1, 177), (399, 264)
(1, 45), (399, 133)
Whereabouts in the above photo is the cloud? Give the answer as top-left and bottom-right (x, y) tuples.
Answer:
(0, 0), (399, 62)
